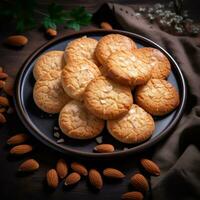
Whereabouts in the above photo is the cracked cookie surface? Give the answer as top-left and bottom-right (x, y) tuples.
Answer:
(59, 100), (104, 139)
(105, 50), (152, 87)
(135, 79), (180, 116)
(95, 34), (137, 65)
(33, 51), (65, 81)
(107, 104), (155, 144)
(61, 59), (101, 101)
(33, 79), (71, 113)
(84, 76), (133, 120)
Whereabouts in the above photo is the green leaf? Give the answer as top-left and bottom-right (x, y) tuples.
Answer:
(43, 17), (57, 29)
(66, 21), (80, 31)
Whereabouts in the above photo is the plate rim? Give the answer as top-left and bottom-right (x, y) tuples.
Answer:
(14, 29), (187, 159)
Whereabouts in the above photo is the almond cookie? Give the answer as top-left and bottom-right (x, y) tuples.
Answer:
(95, 34), (137, 65)
(59, 100), (104, 139)
(84, 76), (133, 120)
(135, 79), (180, 116)
(61, 59), (101, 101)
(64, 37), (99, 65)
(33, 79), (70, 113)
(33, 51), (65, 80)
(132, 47), (171, 79)
(107, 104), (155, 144)
(105, 50), (152, 87)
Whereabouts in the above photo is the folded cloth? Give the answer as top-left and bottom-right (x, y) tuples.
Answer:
(93, 3), (200, 200)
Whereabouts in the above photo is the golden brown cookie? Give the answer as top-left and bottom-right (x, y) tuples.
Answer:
(95, 34), (137, 65)
(59, 100), (104, 139)
(84, 76), (133, 120)
(135, 79), (180, 116)
(107, 104), (155, 144)
(33, 51), (65, 80)
(132, 47), (171, 79)
(61, 59), (101, 101)
(64, 37), (99, 65)
(105, 50), (152, 87)
(33, 79), (70, 113)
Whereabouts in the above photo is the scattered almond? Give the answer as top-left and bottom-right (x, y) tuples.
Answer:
(64, 172), (81, 186)
(94, 144), (114, 153)
(0, 96), (9, 107)
(121, 191), (143, 200)
(100, 22), (113, 30)
(7, 133), (29, 145)
(0, 113), (6, 123)
(0, 107), (6, 113)
(71, 162), (88, 176)
(0, 72), (8, 79)
(89, 169), (103, 190)
(47, 169), (59, 189)
(5, 35), (28, 47)
(10, 144), (33, 155)
(46, 28), (57, 37)
(18, 159), (39, 172)
(140, 159), (160, 176)
(103, 168), (125, 179)
(3, 76), (14, 96)
(56, 159), (68, 179)
(0, 80), (5, 88)
(130, 173), (149, 193)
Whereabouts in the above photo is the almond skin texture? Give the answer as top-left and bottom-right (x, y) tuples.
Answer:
(89, 169), (103, 190)
(3, 76), (14, 96)
(130, 173), (149, 193)
(5, 35), (28, 47)
(0, 113), (6, 123)
(47, 169), (59, 189)
(71, 162), (88, 176)
(64, 172), (81, 186)
(7, 133), (29, 145)
(0, 96), (9, 106)
(0, 72), (8, 79)
(0, 107), (6, 113)
(56, 159), (68, 179)
(100, 22), (113, 30)
(140, 159), (160, 176)
(46, 28), (57, 37)
(10, 144), (33, 155)
(103, 168), (125, 179)
(18, 159), (39, 172)
(94, 144), (114, 153)
(0, 80), (5, 88)
(121, 191), (143, 200)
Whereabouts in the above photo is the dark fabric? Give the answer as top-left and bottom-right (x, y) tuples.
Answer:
(93, 3), (200, 200)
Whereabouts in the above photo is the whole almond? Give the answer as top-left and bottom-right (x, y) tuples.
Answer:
(10, 144), (33, 155)
(94, 144), (114, 153)
(0, 80), (5, 88)
(0, 107), (6, 113)
(3, 76), (14, 96)
(5, 35), (28, 47)
(100, 22), (113, 30)
(0, 113), (6, 123)
(71, 162), (88, 176)
(46, 28), (57, 37)
(0, 72), (8, 79)
(56, 159), (68, 179)
(0, 96), (9, 106)
(18, 159), (39, 172)
(7, 133), (29, 145)
(130, 173), (149, 193)
(121, 191), (143, 200)
(64, 172), (81, 186)
(140, 159), (160, 176)
(103, 168), (125, 179)
(47, 169), (59, 189)
(89, 169), (103, 190)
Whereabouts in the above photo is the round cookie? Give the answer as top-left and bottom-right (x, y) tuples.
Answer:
(33, 51), (65, 80)
(33, 79), (70, 113)
(105, 50), (152, 87)
(132, 47), (171, 79)
(59, 100), (104, 139)
(107, 104), (155, 144)
(135, 79), (180, 116)
(84, 76), (133, 120)
(64, 37), (99, 65)
(61, 59), (101, 101)
(95, 34), (137, 65)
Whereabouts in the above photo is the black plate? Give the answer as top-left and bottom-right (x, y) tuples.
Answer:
(14, 30), (186, 159)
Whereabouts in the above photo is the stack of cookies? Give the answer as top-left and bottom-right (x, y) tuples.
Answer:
(33, 34), (180, 145)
